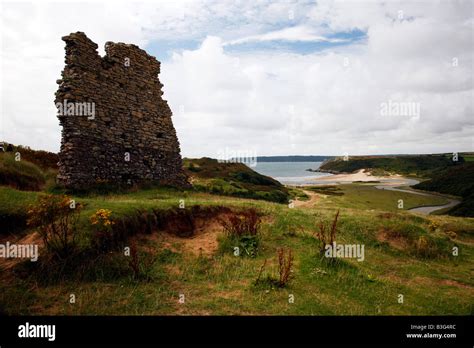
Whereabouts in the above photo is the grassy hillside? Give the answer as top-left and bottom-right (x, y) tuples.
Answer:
(0, 143), (58, 191)
(1, 143), (59, 169)
(318, 154), (470, 177)
(0, 183), (473, 315)
(414, 163), (474, 217)
(183, 157), (290, 203)
(0, 153), (48, 191)
(0, 147), (473, 316)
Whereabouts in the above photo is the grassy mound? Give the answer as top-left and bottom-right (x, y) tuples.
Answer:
(183, 157), (290, 203)
(414, 162), (474, 217)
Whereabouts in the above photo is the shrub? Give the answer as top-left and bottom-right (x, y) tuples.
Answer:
(221, 208), (261, 237)
(412, 234), (453, 259)
(231, 171), (277, 186)
(27, 194), (82, 259)
(238, 235), (259, 257)
(378, 222), (454, 259)
(254, 248), (294, 288)
(277, 248), (294, 287)
(220, 209), (261, 257)
(315, 210), (340, 255)
(127, 240), (156, 281)
(254, 190), (289, 203)
(188, 163), (201, 172)
(428, 221), (440, 232)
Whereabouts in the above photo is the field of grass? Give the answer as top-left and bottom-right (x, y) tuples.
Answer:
(1, 181), (473, 315)
(309, 184), (449, 211)
(0, 148), (473, 316)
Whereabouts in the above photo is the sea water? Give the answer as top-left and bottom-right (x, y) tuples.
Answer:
(250, 161), (332, 185)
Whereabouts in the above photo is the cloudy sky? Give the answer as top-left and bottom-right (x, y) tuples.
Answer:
(1, 0), (473, 158)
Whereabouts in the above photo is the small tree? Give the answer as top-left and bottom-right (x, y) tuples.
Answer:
(27, 194), (82, 259)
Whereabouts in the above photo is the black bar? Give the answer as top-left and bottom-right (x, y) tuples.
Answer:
(0, 316), (472, 346)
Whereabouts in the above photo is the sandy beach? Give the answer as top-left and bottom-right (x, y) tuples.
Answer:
(309, 169), (413, 186)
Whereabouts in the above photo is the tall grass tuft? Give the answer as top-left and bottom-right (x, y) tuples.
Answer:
(221, 208), (261, 237)
(254, 248), (294, 288)
(315, 210), (340, 255)
(277, 248), (294, 287)
(127, 239), (156, 281)
(220, 209), (262, 257)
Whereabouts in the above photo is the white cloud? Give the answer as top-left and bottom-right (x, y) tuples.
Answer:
(1, 0), (473, 157)
(224, 25), (347, 45)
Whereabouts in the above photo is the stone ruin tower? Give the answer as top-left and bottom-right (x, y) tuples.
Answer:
(55, 32), (189, 189)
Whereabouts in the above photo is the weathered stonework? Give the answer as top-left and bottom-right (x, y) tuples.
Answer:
(55, 32), (189, 189)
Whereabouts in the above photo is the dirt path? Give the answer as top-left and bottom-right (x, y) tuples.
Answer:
(293, 190), (320, 209)
(0, 231), (42, 271)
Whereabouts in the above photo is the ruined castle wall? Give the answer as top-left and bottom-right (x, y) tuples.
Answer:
(55, 32), (188, 188)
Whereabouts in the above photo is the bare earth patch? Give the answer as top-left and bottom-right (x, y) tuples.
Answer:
(0, 231), (43, 271)
(151, 213), (234, 256)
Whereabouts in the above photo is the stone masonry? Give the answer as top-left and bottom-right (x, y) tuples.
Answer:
(55, 32), (189, 189)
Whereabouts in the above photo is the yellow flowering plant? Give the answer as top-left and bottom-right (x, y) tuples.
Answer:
(90, 209), (115, 251)
(90, 209), (114, 227)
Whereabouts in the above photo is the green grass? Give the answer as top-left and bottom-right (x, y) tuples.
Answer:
(311, 184), (449, 211)
(0, 186), (41, 234)
(462, 154), (474, 162)
(0, 149), (473, 315)
(1, 182), (473, 315)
